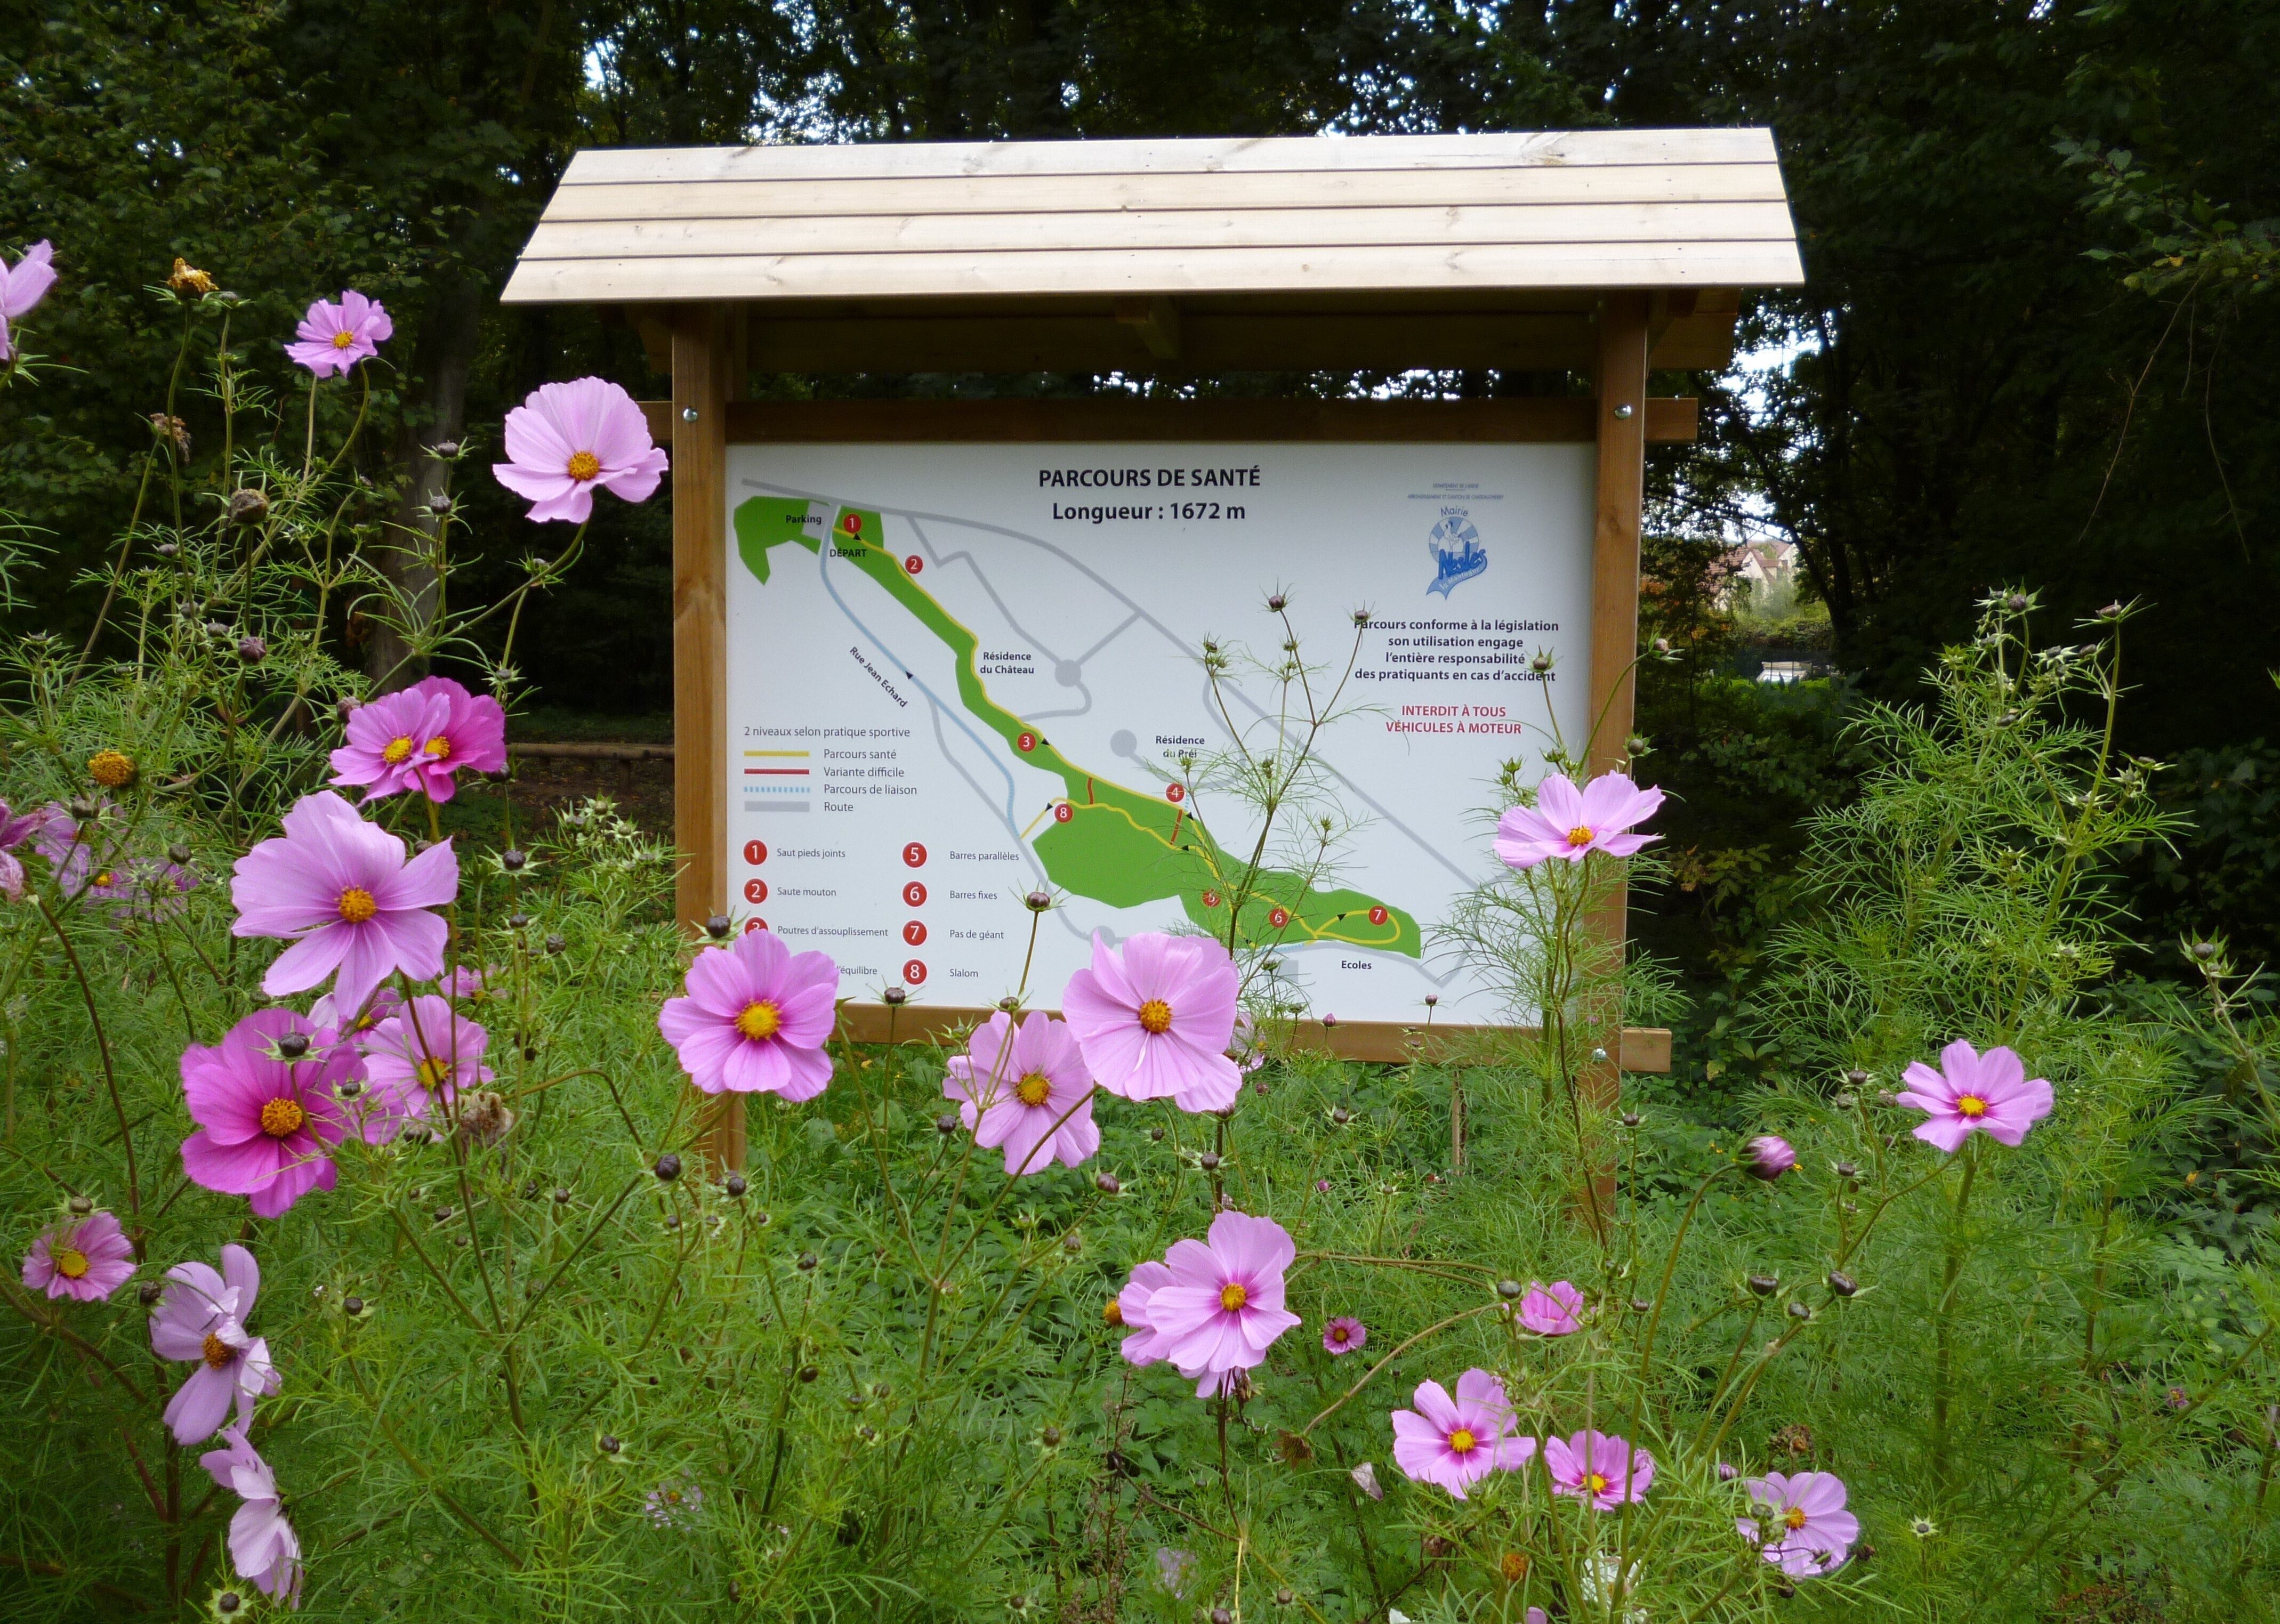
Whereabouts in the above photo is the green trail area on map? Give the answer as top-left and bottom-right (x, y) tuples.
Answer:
(734, 496), (1422, 958)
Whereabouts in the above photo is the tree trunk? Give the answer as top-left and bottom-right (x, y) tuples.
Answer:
(367, 272), (485, 692)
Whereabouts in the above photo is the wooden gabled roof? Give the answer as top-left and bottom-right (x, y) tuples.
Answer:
(503, 130), (1801, 373)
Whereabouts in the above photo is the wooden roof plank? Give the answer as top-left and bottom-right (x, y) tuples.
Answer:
(520, 200), (1799, 259)
(558, 128), (1779, 185)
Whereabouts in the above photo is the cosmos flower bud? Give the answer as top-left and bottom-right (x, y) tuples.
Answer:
(796, 1251), (818, 1272)
(1025, 890), (1051, 911)
(552, 1187), (571, 1204)
(1198, 1152), (1221, 1171)
(1717, 1460), (1739, 1481)
(275, 1031), (311, 1061)
(1329, 1106), (1351, 1126)
(1743, 1135), (1796, 1181)
(1653, 636), (1671, 653)
(336, 694), (361, 722)
(544, 933), (565, 955)
(168, 842), (192, 864)
(1277, 1587), (1296, 1606)
(1322, 1013), (1339, 1030)
(1835, 1161), (1859, 1181)
(343, 1295), (366, 1318)
(66, 1193), (94, 1217)
(723, 1173), (747, 1198)
(1787, 1300), (1812, 1321)
(933, 1110), (962, 1136)
(225, 488), (270, 527)
(431, 440), (461, 458)
(1094, 1171), (1121, 1195)
(427, 494), (455, 516)
(1266, 593), (1287, 612)
(797, 1364), (819, 1383)
(509, 913), (531, 930)
(597, 1434), (622, 1456)
(1060, 1231), (1082, 1254)
(2005, 593), (2028, 612)
(2191, 941), (2217, 961)
(139, 1279), (164, 1305)
(1826, 1270), (1858, 1297)
(501, 849), (527, 871)
(883, 985), (907, 1005)
(1630, 1296), (1653, 1313)
(652, 1153), (682, 1182)
(1621, 1111), (1641, 1128)
(1423, 993), (1438, 1007)
(1495, 1279), (1523, 1300)
(1747, 1274), (1780, 1297)
(1530, 650), (1554, 673)
(1149, 1127), (1166, 1142)
(1040, 1425), (1062, 1447)
(335, 1077), (365, 1101)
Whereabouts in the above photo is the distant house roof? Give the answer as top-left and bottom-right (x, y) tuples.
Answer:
(502, 130), (1801, 372)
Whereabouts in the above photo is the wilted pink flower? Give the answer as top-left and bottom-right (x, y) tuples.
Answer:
(657, 927), (837, 1098)
(442, 963), (499, 1002)
(1738, 1471), (1858, 1577)
(1896, 1039), (2053, 1152)
(231, 791), (457, 1016)
(113, 855), (199, 923)
(941, 1010), (1098, 1176)
(285, 289), (391, 377)
(1517, 1279), (1584, 1336)
(361, 995), (491, 1128)
(0, 240), (56, 362)
(0, 798), (43, 901)
(1390, 1368), (1537, 1499)
(199, 1427), (302, 1603)
(308, 982), (402, 1038)
(1350, 1460), (1383, 1500)
(329, 676), (506, 803)
(1743, 1135), (1797, 1181)
(1544, 1429), (1654, 1509)
(493, 377), (668, 523)
(1323, 1315), (1366, 1355)
(179, 1009), (365, 1218)
(32, 801), (134, 902)
(21, 1209), (134, 1302)
(1495, 771), (1663, 869)
(151, 1244), (279, 1445)
(1154, 1547), (1194, 1597)
(1138, 1210), (1300, 1396)
(646, 1480), (704, 1529)
(1062, 932), (1240, 1111)
(1115, 1259), (1180, 1368)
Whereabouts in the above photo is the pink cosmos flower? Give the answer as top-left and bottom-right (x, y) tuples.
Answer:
(1155, 1547), (1195, 1597)
(0, 240), (56, 363)
(1738, 1471), (1858, 1577)
(361, 994), (492, 1129)
(199, 1427), (302, 1604)
(151, 1244), (280, 1445)
(1897, 1039), (2054, 1152)
(0, 799), (44, 901)
(1390, 1368), (1537, 1499)
(329, 676), (507, 803)
(231, 790), (457, 1016)
(21, 1209), (134, 1302)
(1744, 1135), (1797, 1181)
(1323, 1315), (1366, 1355)
(285, 289), (392, 377)
(646, 1480), (704, 1529)
(1544, 1428), (1654, 1510)
(1495, 771), (1664, 869)
(308, 982), (402, 1039)
(1114, 1259), (1180, 1368)
(179, 1008), (366, 1218)
(1062, 932), (1240, 1111)
(32, 800), (134, 902)
(492, 377), (668, 524)
(443, 963), (499, 1002)
(657, 927), (838, 1098)
(1138, 1210), (1301, 1396)
(1517, 1279), (1584, 1336)
(942, 1010), (1099, 1176)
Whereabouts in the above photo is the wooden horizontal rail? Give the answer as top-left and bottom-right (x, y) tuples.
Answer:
(835, 1001), (1673, 1072)
(636, 396), (1698, 447)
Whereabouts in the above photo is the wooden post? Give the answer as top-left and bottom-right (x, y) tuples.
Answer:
(1578, 293), (1651, 1213)
(672, 302), (739, 1168)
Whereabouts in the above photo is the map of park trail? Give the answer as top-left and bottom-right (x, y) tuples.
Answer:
(734, 494), (1422, 959)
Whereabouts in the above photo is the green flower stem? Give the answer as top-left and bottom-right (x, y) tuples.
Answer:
(36, 894), (140, 1242)
(1929, 1136), (1983, 1489)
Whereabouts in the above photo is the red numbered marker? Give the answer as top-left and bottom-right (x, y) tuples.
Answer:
(1368, 905), (1389, 926)
(744, 878), (769, 904)
(903, 959), (929, 985)
(840, 512), (864, 537)
(1202, 890), (1222, 909)
(1052, 803), (1074, 825)
(903, 921), (928, 947)
(904, 554), (924, 575)
(1017, 731), (1036, 753)
(1165, 783), (1186, 804)
(743, 917), (768, 934)
(1268, 907), (1291, 930)
(903, 842), (928, 868)
(743, 839), (768, 865)
(903, 880), (928, 908)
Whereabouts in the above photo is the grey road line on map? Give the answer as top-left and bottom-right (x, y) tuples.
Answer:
(911, 514), (1106, 722)
(907, 516), (1068, 667)
(745, 477), (1485, 896)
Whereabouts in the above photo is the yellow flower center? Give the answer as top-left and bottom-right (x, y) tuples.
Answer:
(54, 1246), (89, 1279)
(260, 1096), (305, 1138)
(1447, 1428), (1477, 1455)
(1016, 1072), (1052, 1108)
(1956, 1094), (1988, 1118)
(382, 736), (414, 764)
(415, 1058), (452, 1093)
(331, 329), (356, 349)
(1219, 1282), (1248, 1312)
(1103, 1300), (1124, 1327)
(202, 1332), (234, 1369)
(1784, 1507), (1808, 1530)
(92, 871), (113, 888)
(88, 750), (134, 787)
(338, 886), (378, 924)
(1330, 1325), (1349, 1344)
(1585, 1472), (1610, 1494)
(736, 1000), (782, 1041)
(1565, 825), (1596, 847)
(1137, 998), (1173, 1035)
(423, 737), (451, 760)
(567, 450), (602, 481)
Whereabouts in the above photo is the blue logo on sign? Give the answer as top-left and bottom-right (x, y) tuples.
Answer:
(1425, 510), (1486, 598)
